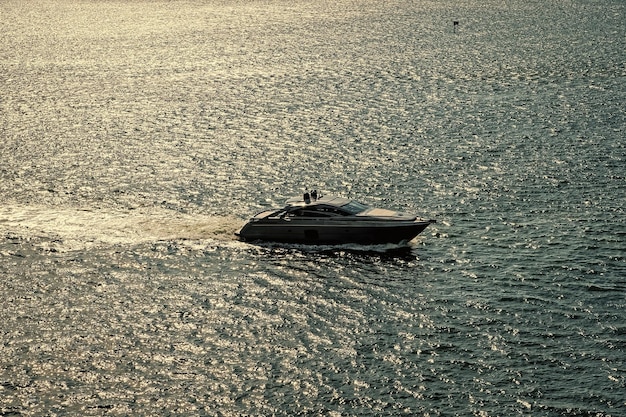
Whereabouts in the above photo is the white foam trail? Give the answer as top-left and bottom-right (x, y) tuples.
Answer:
(0, 204), (242, 251)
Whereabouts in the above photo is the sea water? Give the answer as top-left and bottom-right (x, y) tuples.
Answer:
(1, 0), (625, 415)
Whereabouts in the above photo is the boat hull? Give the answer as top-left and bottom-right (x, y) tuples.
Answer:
(237, 219), (433, 245)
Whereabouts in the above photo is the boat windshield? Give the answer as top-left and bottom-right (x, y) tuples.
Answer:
(341, 201), (368, 215)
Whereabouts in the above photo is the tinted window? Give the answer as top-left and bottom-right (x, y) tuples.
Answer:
(341, 201), (368, 214)
(287, 209), (329, 217)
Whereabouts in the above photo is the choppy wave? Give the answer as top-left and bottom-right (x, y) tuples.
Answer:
(1, 0), (625, 415)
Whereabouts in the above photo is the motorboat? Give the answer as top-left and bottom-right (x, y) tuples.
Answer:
(236, 191), (435, 245)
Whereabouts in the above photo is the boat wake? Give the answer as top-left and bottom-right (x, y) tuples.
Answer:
(0, 204), (242, 252)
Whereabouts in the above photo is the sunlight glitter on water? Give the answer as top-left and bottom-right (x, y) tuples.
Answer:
(1, 0), (625, 415)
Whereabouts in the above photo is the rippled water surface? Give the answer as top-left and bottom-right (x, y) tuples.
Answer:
(1, 0), (625, 415)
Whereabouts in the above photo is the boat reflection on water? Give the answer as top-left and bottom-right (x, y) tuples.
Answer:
(257, 241), (425, 264)
(237, 191), (435, 246)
